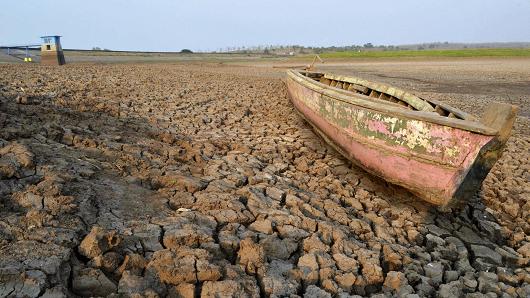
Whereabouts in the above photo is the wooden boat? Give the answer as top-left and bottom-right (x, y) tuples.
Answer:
(286, 70), (518, 208)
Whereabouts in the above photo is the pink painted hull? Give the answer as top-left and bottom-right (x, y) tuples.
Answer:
(286, 71), (515, 207)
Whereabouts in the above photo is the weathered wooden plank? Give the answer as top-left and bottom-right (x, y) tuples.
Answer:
(480, 102), (518, 143)
(388, 96), (399, 103)
(435, 105), (448, 116)
(324, 73), (436, 113)
(347, 83), (370, 94)
(320, 77), (332, 85)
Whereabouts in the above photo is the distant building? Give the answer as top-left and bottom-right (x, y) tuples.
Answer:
(40, 35), (65, 65)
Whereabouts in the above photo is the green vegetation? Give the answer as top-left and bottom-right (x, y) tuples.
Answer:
(319, 48), (530, 59)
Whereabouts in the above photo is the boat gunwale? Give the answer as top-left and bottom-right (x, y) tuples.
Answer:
(287, 69), (498, 135)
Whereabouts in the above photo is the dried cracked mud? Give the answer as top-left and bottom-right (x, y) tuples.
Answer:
(0, 60), (529, 297)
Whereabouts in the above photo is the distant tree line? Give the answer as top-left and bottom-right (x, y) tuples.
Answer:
(211, 41), (489, 55)
(92, 47), (111, 51)
(213, 43), (403, 55)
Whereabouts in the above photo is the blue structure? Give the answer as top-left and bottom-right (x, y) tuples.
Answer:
(40, 35), (65, 65)
(40, 36), (62, 49)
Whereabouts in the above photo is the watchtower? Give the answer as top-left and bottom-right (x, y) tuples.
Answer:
(40, 35), (65, 65)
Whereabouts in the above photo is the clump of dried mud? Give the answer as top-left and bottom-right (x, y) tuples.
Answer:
(0, 62), (528, 297)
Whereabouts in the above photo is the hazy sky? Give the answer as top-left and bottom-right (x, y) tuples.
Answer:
(1, 0), (530, 51)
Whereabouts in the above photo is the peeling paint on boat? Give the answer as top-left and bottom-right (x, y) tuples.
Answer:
(312, 88), (474, 165)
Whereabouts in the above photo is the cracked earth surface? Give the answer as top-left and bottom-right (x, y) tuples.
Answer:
(0, 60), (529, 297)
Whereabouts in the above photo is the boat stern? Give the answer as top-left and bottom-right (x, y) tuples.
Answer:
(446, 102), (518, 208)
